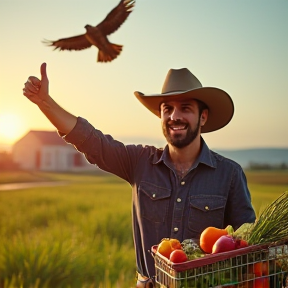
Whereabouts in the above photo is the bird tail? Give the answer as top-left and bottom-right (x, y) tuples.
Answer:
(97, 44), (123, 62)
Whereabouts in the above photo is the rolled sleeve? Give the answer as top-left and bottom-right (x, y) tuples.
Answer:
(58, 117), (94, 146)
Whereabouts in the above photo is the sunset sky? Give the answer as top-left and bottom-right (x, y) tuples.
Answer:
(0, 0), (287, 151)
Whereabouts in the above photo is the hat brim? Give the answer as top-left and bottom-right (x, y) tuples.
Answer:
(134, 87), (234, 133)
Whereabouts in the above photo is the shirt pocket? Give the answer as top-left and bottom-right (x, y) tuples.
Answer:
(188, 195), (226, 235)
(138, 181), (171, 223)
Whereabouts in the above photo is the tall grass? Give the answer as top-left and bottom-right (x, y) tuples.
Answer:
(0, 174), (136, 288)
(0, 170), (287, 287)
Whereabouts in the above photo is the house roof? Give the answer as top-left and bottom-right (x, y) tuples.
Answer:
(17, 130), (67, 146)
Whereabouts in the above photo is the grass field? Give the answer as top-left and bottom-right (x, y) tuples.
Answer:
(0, 170), (287, 288)
(245, 169), (288, 215)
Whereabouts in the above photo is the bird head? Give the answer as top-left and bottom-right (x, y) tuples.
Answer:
(84, 24), (92, 30)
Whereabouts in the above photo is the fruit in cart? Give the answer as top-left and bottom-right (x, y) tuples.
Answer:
(169, 238), (182, 250)
(212, 235), (237, 254)
(157, 238), (182, 259)
(181, 239), (204, 260)
(157, 238), (173, 258)
(235, 238), (249, 249)
(200, 226), (229, 253)
(169, 249), (188, 263)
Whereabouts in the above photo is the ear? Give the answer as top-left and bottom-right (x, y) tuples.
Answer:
(200, 109), (208, 126)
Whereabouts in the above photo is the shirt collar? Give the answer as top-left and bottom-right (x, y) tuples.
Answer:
(151, 137), (217, 169)
(197, 137), (217, 168)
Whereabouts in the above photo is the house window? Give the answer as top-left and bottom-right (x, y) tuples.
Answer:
(73, 153), (83, 167)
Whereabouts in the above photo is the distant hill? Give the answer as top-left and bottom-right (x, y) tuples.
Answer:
(214, 148), (288, 168)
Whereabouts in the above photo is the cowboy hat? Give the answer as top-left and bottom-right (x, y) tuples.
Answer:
(134, 68), (234, 133)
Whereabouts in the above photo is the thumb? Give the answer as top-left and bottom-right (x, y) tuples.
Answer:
(40, 62), (49, 93)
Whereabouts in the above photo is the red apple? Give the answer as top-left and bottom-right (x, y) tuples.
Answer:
(212, 235), (237, 254)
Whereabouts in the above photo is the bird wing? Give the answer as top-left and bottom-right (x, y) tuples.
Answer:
(42, 34), (92, 51)
(97, 0), (135, 36)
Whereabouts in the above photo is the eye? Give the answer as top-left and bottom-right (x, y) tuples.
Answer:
(181, 105), (192, 112)
(162, 105), (172, 113)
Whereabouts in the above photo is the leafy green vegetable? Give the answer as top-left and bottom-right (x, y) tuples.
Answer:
(242, 192), (288, 245)
(181, 239), (204, 260)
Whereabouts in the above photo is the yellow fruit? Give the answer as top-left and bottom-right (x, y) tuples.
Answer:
(157, 238), (173, 259)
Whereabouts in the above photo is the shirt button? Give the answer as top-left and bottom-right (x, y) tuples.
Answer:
(152, 194), (156, 198)
(173, 227), (179, 232)
(177, 198), (181, 203)
(205, 206), (209, 210)
(181, 181), (185, 185)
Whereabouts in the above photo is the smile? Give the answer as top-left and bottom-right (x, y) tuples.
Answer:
(169, 124), (188, 131)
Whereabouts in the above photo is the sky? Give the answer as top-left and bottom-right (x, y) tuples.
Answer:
(0, 0), (287, 151)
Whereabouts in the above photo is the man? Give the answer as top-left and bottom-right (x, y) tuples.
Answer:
(23, 63), (256, 288)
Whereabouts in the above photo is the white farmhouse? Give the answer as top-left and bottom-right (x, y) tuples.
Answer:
(12, 130), (94, 172)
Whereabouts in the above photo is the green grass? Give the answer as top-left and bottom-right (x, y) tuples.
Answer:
(0, 173), (136, 288)
(0, 170), (287, 288)
(245, 170), (288, 215)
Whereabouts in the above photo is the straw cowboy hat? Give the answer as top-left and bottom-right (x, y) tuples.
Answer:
(134, 68), (234, 133)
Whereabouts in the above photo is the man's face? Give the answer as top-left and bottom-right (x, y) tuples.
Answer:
(160, 99), (206, 148)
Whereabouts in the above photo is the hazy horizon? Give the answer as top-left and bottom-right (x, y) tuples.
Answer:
(1, 130), (287, 153)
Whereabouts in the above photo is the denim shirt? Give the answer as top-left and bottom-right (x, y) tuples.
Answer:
(62, 117), (256, 278)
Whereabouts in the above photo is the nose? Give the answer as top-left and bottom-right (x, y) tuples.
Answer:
(170, 107), (182, 121)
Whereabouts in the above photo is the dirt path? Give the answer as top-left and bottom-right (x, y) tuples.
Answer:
(0, 181), (69, 191)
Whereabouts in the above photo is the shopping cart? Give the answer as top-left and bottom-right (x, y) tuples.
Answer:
(151, 240), (288, 288)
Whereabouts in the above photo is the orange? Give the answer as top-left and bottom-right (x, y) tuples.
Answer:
(169, 238), (182, 250)
(157, 238), (173, 259)
(200, 226), (228, 254)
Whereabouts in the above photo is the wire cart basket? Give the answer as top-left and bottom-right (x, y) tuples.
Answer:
(151, 241), (288, 288)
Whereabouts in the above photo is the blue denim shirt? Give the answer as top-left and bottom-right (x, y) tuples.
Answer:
(62, 117), (256, 278)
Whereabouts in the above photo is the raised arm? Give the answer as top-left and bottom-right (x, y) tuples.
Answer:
(23, 63), (77, 135)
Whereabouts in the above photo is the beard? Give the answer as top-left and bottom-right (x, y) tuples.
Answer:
(162, 117), (201, 149)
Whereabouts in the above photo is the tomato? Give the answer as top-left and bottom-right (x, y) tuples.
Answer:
(235, 239), (249, 249)
(169, 249), (188, 263)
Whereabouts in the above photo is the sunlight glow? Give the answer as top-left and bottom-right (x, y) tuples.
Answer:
(0, 113), (23, 144)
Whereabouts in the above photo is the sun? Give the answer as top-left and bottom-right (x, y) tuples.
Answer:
(0, 113), (23, 144)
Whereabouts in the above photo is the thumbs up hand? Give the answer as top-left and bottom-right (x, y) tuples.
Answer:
(23, 63), (50, 106)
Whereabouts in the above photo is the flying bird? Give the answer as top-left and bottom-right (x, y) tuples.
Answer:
(43, 0), (135, 63)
